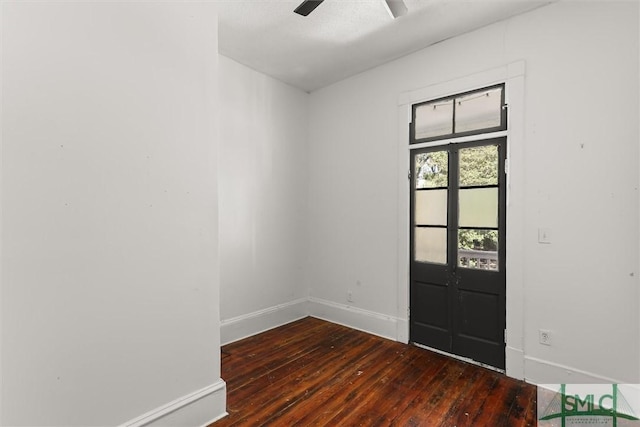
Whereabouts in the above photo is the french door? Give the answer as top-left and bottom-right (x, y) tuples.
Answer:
(410, 137), (506, 369)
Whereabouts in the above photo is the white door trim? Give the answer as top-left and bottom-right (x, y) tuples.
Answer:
(395, 61), (526, 380)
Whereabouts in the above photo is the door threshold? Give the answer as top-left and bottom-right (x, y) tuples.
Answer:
(412, 342), (505, 374)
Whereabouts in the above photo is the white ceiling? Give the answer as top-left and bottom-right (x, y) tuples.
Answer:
(217, 0), (552, 93)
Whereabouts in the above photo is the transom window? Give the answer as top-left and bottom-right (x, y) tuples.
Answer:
(411, 84), (506, 143)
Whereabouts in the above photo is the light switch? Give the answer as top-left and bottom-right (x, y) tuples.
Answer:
(538, 227), (552, 244)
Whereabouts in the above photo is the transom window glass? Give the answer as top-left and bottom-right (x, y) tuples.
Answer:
(411, 84), (505, 143)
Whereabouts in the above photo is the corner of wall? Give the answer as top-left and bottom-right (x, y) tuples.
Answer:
(220, 297), (406, 346)
(220, 298), (309, 345)
(307, 297), (401, 341)
(0, 1), (4, 422)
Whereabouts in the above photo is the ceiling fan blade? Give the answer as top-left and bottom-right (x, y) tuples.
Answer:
(383, 0), (408, 18)
(294, 0), (325, 16)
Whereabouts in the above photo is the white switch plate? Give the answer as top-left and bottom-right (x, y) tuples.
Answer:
(538, 227), (552, 244)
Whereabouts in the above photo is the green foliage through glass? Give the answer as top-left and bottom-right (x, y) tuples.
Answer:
(458, 229), (498, 270)
(415, 151), (448, 188)
(458, 229), (498, 251)
(459, 145), (498, 187)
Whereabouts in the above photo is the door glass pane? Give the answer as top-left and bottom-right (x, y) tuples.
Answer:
(458, 229), (498, 270)
(415, 151), (448, 189)
(414, 99), (453, 140)
(459, 188), (498, 228)
(459, 145), (498, 187)
(415, 189), (447, 226)
(455, 86), (503, 133)
(415, 227), (447, 264)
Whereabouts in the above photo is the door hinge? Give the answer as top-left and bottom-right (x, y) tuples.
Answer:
(504, 328), (507, 344)
(408, 169), (412, 180)
(504, 158), (509, 175)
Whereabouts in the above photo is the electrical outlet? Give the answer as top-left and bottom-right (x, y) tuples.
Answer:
(539, 329), (551, 346)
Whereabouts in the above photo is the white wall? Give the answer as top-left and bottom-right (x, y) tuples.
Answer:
(218, 56), (309, 344)
(1, 2), (225, 425)
(307, 1), (639, 384)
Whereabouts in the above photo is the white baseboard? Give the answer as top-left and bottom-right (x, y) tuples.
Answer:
(396, 317), (409, 344)
(506, 346), (525, 380)
(220, 298), (308, 345)
(307, 297), (401, 341)
(119, 380), (227, 427)
(524, 356), (625, 385)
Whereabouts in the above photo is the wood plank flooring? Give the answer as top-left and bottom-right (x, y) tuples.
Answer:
(211, 317), (537, 426)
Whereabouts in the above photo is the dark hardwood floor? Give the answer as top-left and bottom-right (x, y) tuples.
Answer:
(212, 317), (537, 426)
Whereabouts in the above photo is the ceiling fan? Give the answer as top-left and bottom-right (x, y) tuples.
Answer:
(294, 0), (408, 19)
